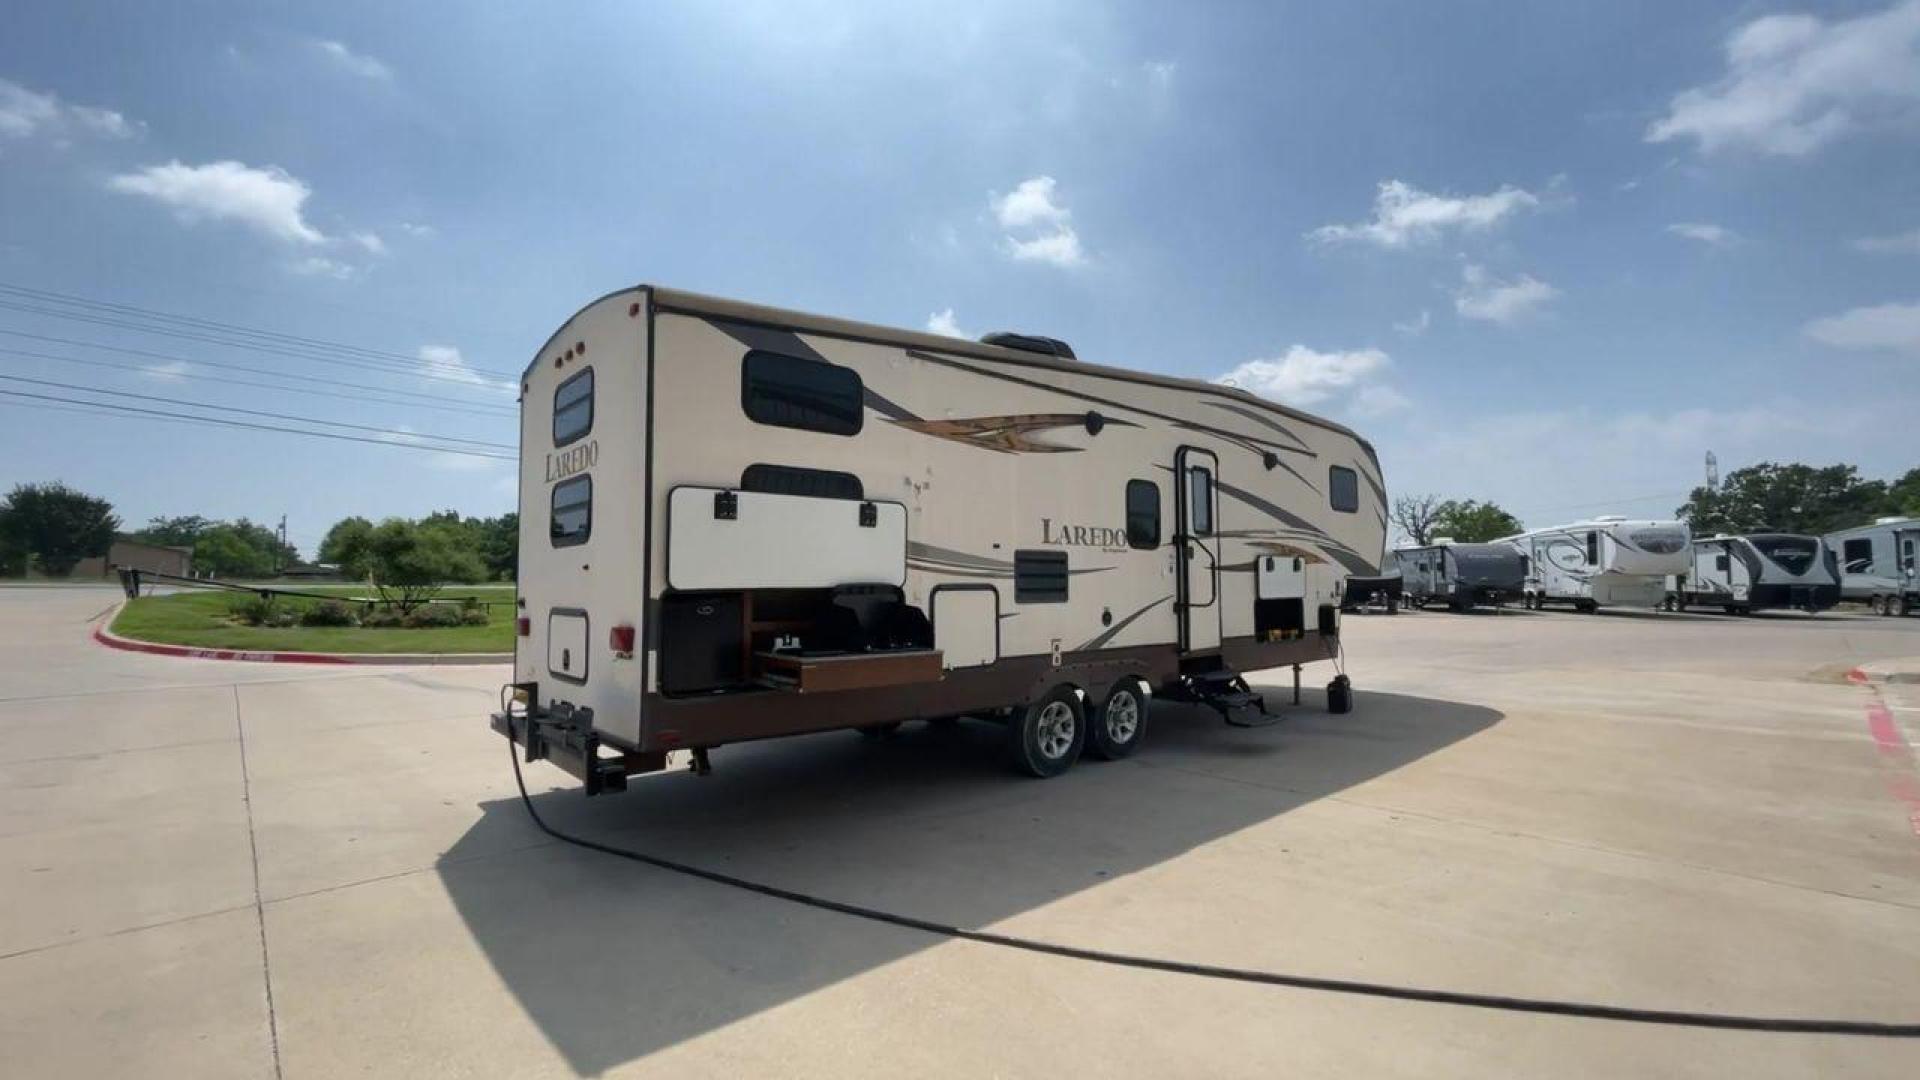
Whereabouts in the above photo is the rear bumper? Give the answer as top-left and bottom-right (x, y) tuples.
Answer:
(493, 684), (665, 796)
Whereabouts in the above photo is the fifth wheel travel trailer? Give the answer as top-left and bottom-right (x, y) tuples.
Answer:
(1508, 517), (1691, 612)
(492, 285), (1389, 792)
(1663, 533), (1840, 615)
(1825, 516), (1919, 616)
(1393, 540), (1526, 611)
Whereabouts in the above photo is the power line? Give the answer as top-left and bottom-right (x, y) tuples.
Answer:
(0, 297), (522, 389)
(0, 329), (514, 413)
(1, 345), (517, 419)
(0, 281), (522, 378)
(0, 373), (513, 450)
(0, 388), (516, 461)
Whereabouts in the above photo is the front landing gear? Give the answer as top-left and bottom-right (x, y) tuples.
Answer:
(1327, 674), (1353, 714)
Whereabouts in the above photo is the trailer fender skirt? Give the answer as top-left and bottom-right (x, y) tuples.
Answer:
(506, 740), (1920, 1037)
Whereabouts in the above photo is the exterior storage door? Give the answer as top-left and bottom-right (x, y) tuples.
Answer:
(1175, 446), (1222, 652)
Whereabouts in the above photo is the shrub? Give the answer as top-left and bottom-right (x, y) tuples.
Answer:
(299, 600), (357, 628)
(405, 603), (467, 628)
(360, 606), (406, 628)
(228, 593), (279, 626)
(460, 606), (490, 626)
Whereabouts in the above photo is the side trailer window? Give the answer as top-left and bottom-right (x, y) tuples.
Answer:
(1586, 531), (1600, 566)
(1329, 466), (1359, 513)
(1125, 479), (1160, 549)
(741, 463), (864, 500)
(1014, 549), (1069, 603)
(551, 475), (592, 547)
(1843, 537), (1872, 573)
(741, 350), (864, 437)
(553, 368), (594, 447)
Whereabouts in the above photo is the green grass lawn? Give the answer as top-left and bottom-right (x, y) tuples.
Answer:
(111, 586), (516, 654)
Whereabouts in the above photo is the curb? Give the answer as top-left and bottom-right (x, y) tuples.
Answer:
(1847, 664), (1920, 686)
(91, 603), (511, 667)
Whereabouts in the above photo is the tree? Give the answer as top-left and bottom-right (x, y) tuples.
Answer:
(0, 482), (119, 576)
(193, 524), (276, 578)
(474, 512), (518, 581)
(1678, 462), (1888, 536)
(1886, 467), (1920, 518)
(318, 516), (376, 579)
(131, 515), (210, 548)
(366, 518), (486, 613)
(1430, 499), (1523, 543)
(1390, 493), (1443, 547)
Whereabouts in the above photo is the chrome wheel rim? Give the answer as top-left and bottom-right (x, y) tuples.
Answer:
(1036, 701), (1076, 759)
(1105, 691), (1139, 744)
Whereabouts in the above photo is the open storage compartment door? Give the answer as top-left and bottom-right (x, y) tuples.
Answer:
(668, 486), (907, 590)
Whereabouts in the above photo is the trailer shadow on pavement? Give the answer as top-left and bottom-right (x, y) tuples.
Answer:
(438, 687), (1500, 1076)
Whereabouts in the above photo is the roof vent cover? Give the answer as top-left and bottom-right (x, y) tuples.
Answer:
(980, 332), (1076, 360)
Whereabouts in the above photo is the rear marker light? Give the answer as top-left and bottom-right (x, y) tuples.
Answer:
(516, 617), (531, 637)
(610, 624), (636, 655)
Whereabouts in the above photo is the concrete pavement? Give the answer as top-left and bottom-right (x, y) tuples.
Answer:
(2, 588), (1918, 1077)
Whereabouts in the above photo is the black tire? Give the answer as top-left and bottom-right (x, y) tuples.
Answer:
(1007, 685), (1085, 778)
(1086, 677), (1150, 761)
(857, 721), (903, 740)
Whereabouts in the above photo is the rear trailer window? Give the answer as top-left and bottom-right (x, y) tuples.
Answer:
(1329, 466), (1359, 513)
(742, 350), (864, 436)
(551, 475), (592, 547)
(553, 368), (594, 446)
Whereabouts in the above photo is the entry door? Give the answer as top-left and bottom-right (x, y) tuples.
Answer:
(1174, 446), (1222, 652)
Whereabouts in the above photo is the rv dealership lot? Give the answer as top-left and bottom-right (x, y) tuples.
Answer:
(3, 587), (1919, 1078)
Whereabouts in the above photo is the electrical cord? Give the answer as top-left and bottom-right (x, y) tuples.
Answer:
(506, 736), (1920, 1037)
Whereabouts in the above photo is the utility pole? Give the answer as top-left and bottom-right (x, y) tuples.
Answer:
(277, 514), (288, 574)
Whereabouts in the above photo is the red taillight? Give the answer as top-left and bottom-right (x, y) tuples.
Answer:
(516, 617), (530, 637)
(609, 624), (635, 653)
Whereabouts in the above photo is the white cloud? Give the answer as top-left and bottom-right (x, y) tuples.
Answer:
(925, 308), (966, 338)
(1214, 345), (1395, 409)
(350, 231), (387, 255)
(1853, 227), (1920, 254)
(140, 361), (190, 382)
(1666, 222), (1741, 247)
(398, 222), (434, 237)
(1310, 180), (1540, 248)
(1804, 300), (1920, 351)
(0, 77), (138, 142)
(1453, 264), (1558, 325)
(1647, 1), (1920, 156)
(290, 255), (356, 279)
(109, 160), (327, 245)
(419, 344), (513, 393)
(1393, 309), (1431, 337)
(312, 39), (392, 81)
(1005, 229), (1085, 267)
(992, 176), (1070, 230)
(990, 176), (1085, 267)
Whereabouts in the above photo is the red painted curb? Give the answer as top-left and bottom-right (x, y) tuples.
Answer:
(94, 621), (356, 664)
(91, 605), (509, 666)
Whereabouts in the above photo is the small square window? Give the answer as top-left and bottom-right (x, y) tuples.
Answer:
(1329, 466), (1359, 513)
(1125, 479), (1160, 549)
(551, 475), (592, 547)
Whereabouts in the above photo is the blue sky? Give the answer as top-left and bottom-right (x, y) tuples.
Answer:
(2, 1), (1917, 553)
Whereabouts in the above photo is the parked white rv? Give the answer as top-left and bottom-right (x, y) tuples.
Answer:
(1393, 540), (1525, 611)
(1663, 533), (1840, 614)
(1508, 517), (1690, 612)
(1825, 516), (1918, 616)
(493, 285), (1388, 791)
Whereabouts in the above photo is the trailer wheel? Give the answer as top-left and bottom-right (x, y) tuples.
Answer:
(1008, 686), (1085, 778)
(1086, 677), (1150, 761)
